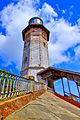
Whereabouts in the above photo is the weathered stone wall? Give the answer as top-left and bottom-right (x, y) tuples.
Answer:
(21, 27), (49, 80)
(21, 37), (30, 71)
(30, 35), (40, 66)
(40, 35), (49, 68)
(27, 68), (43, 81)
(0, 89), (46, 119)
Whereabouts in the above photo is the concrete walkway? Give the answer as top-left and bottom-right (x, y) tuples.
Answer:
(5, 92), (80, 120)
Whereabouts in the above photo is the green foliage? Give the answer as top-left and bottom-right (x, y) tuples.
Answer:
(0, 98), (4, 101)
(3, 69), (7, 72)
(1, 73), (5, 84)
(11, 96), (15, 98)
(38, 64), (41, 66)
(14, 87), (16, 90)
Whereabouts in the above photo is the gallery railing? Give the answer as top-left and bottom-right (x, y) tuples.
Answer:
(0, 70), (46, 100)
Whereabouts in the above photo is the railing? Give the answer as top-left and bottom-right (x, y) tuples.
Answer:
(0, 70), (46, 100)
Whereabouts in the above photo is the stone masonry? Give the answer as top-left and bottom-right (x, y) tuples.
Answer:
(21, 18), (50, 81)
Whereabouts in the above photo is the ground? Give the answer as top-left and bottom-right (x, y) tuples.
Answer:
(5, 92), (80, 120)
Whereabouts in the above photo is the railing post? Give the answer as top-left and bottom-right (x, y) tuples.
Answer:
(9, 75), (13, 97)
(4, 74), (9, 98)
(12, 76), (15, 97)
(16, 77), (19, 96)
(15, 76), (17, 96)
(18, 77), (21, 95)
(1, 73), (6, 98)
(8, 75), (11, 97)
(14, 76), (16, 96)
(17, 77), (20, 95)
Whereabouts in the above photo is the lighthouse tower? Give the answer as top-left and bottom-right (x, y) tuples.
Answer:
(21, 17), (50, 81)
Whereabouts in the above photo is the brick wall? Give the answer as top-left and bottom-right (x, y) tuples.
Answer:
(0, 89), (46, 119)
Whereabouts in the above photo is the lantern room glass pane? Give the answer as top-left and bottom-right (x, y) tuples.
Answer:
(29, 18), (43, 25)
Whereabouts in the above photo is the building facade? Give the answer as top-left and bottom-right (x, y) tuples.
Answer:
(21, 17), (50, 81)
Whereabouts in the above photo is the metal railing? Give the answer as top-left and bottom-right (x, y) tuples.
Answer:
(0, 70), (46, 100)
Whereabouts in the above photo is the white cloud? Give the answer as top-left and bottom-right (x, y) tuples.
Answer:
(39, 2), (58, 21)
(77, 18), (80, 26)
(0, 33), (6, 48)
(74, 46), (80, 59)
(56, 4), (60, 11)
(0, 0), (58, 70)
(62, 10), (66, 14)
(46, 18), (80, 65)
(41, 3), (57, 17)
(0, 0), (39, 69)
(70, 5), (74, 9)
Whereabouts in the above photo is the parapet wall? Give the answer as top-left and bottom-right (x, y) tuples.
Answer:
(0, 89), (46, 119)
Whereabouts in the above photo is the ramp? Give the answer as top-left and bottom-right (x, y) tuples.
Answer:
(5, 92), (80, 120)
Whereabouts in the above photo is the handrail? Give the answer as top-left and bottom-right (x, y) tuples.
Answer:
(0, 70), (34, 80)
(0, 70), (47, 100)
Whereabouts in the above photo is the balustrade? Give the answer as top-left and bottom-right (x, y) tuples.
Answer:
(0, 70), (46, 100)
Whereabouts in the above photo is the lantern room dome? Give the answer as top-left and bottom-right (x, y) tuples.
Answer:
(29, 17), (43, 25)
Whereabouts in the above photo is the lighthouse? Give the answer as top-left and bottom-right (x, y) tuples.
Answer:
(21, 17), (50, 81)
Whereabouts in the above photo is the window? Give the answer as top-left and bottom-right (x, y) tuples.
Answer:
(40, 21), (42, 24)
(34, 18), (37, 23)
(43, 42), (47, 48)
(24, 42), (26, 48)
(24, 56), (27, 63)
(43, 42), (45, 47)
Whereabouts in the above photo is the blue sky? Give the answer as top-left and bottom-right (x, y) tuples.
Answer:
(0, 0), (80, 96)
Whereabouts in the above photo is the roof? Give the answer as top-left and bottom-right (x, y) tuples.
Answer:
(37, 67), (80, 85)
(37, 67), (80, 76)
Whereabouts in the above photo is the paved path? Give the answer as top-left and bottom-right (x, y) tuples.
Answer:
(5, 92), (80, 120)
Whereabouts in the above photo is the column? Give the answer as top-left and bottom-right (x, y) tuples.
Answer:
(76, 82), (80, 97)
(61, 77), (65, 96)
(67, 77), (72, 99)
